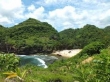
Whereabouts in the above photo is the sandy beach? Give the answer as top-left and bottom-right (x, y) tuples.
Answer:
(52, 49), (82, 58)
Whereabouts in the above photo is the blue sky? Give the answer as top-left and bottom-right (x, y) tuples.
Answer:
(0, 0), (110, 31)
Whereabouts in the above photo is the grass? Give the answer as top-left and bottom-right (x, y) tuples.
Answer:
(0, 47), (110, 82)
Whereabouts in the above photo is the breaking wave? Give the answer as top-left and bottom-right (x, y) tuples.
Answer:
(18, 55), (58, 68)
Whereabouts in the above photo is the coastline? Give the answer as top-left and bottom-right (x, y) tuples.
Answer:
(52, 49), (82, 58)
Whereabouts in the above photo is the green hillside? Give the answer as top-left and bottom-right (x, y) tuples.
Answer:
(0, 19), (110, 81)
(59, 24), (110, 49)
(0, 18), (110, 54)
(0, 18), (59, 54)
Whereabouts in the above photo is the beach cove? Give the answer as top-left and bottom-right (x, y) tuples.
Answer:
(52, 49), (82, 58)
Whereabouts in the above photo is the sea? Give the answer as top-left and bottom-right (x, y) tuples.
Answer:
(17, 55), (59, 68)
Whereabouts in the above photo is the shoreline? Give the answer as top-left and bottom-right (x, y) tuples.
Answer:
(52, 49), (82, 58)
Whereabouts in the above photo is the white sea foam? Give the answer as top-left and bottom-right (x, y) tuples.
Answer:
(35, 58), (48, 68)
(18, 55), (57, 68)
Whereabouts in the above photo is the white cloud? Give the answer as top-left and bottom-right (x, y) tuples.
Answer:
(46, 2), (110, 31)
(25, 6), (45, 20)
(49, 6), (76, 20)
(83, 0), (98, 3)
(98, 9), (110, 26)
(43, 0), (75, 5)
(0, 0), (24, 25)
(47, 6), (77, 30)
(25, 3), (110, 31)
(33, 0), (110, 30)
(0, 0), (110, 31)
(28, 5), (36, 11)
(46, 6), (90, 30)
(0, 15), (12, 24)
(35, 0), (77, 7)
(45, 0), (57, 4)
(0, 0), (23, 11)
(99, 9), (110, 20)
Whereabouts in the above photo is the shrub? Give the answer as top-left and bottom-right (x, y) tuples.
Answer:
(0, 53), (20, 71)
(93, 49), (110, 81)
(81, 41), (105, 56)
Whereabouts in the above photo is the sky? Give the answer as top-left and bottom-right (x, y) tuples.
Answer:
(0, 0), (110, 31)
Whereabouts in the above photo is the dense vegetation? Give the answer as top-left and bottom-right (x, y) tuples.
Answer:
(59, 24), (110, 49)
(0, 43), (110, 82)
(0, 18), (59, 54)
(0, 18), (110, 54)
(0, 18), (110, 81)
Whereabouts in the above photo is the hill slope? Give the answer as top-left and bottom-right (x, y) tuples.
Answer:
(59, 24), (109, 49)
(1, 18), (59, 54)
(0, 19), (110, 54)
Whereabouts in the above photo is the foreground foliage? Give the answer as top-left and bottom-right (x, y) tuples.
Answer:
(0, 46), (110, 82)
(0, 53), (19, 71)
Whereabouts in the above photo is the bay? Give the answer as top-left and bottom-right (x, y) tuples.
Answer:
(17, 55), (58, 68)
